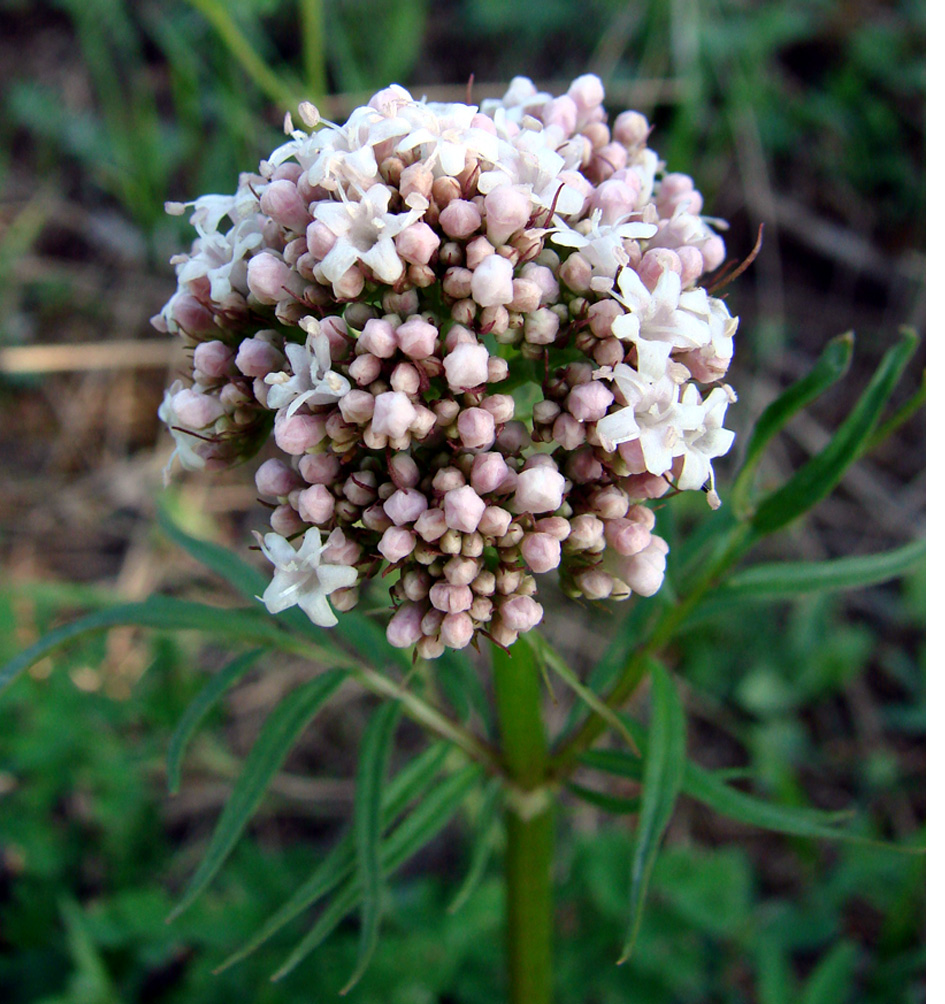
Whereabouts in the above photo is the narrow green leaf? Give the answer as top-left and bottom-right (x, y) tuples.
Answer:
(583, 744), (923, 852)
(0, 596), (318, 696)
(272, 764), (481, 981)
(447, 777), (502, 914)
(526, 633), (639, 755)
(215, 742), (450, 972)
(751, 330), (919, 536)
(799, 941), (859, 1004)
(862, 369), (925, 455)
(341, 702), (402, 995)
(434, 648), (491, 729)
(718, 538), (925, 601)
(167, 649), (264, 794)
(167, 670), (346, 922)
(566, 781), (640, 816)
(732, 332), (854, 514)
(157, 503), (267, 601)
(619, 664), (686, 963)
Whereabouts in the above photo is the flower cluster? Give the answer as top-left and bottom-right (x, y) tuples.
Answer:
(155, 74), (738, 656)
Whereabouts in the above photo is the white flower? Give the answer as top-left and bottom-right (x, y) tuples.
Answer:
(548, 208), (658, 277)
(157, 380), (211, 483)
(256, 527), (358, 627)
(601, 264), (710, 351)
(264, 318), (350, 414)
(175, 217), (264, 302)
(312, 184), (427, 285)
(675, 385), (736, 493)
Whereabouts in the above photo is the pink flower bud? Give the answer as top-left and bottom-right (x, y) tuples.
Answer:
(615, 538), (668, 597)
(414, 507), (448, 542)
(386, 602), (425, 648)
(500, 595), (543, 632)
(605, 517), (651, 556)
(236, 336), (283, 378)
(575, 568), (614, 600)
(255, 458), (301, 497)
(457, 408), (496, 450)
(443, 342), (489, 391)
(378, 526), (416, 563)
(567, 513), (605, 550)
(359, 318), (397, 357)
(441, 612), (475, 649)
(638, 248), (682, 292)
(331, 265), (366, 300)
(481, 394), (515, 424)
(383, 488), (428, 525)
(395, 221), (440, 266)
(399, 161), (433, 202)
(444, 485), (487, 533)
(535, 516), (570, 541)
(297, 484), (335, 524)
(372, 391), (417, 439)
(524, 307), (559, 345)
(440, 199), (482, 239)
(559, 253), (592, 293)
(194, 340), (234, 379)
(396, 317), (439, 359)
(299, 452), (340, 484)
(247, 253), (292, 304)
(553, 413), (585, 451)
(702, 235), (726, 272)
(677, 245), (704, 287)
(589, 485), (630, 519)
(430, 582), (473, 614)
(343, 470), (377, 506)
(471, 254), (514, 307)
(627, 503), (656, 531)
(478, 505), (512, 537)
(542, 95), (578, 134)
(261, 179), (310, 232)
(569, 73), (604, 112)
(389, 453), (420, 488)
(514, 466), (565, 514)
(271, 503), (306, 536)
(274, 411), (327, 454)
(433, 467), (465, 493)
(613, 110), (649, 147)
(494, 421), (529, 455)
(466, 235), (494, 270)
(591, 177), (641, 225)
(172, 388), (224, 429)
(487, 356), (509, 383)
(522, 532), (561, 573)
(306, 219), (337, 259)
(322, 528), (360, 566)
(362, 502), (393, 532)
(339, 390), (376, 424)
(390, 362), (421, 395)
(510, 277), (542, 313)
(567, 381), (614, 422)
(348, 353), (382, 386)
(444, 555), (480, 586)
(470, 452), (511, 495)
(484, 185), (531, 246)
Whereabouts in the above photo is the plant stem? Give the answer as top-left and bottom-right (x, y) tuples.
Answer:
(493, 641), (554, 1004)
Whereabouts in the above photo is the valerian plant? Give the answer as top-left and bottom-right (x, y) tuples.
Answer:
(2, 75), (924, 1004)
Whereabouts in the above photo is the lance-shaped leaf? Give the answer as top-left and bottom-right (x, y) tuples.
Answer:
(272, 765), (481, 981)
(167, 670), (347, 922)
(0, 596), (324, 696)
(619, 663), (686, 963)
(167, 648), (264, 795)
(731, 332), (854, 515)
(566, 781), (640, 816)
(341, 701), (402, 994)
(750, 329), (919, 537)
(717, 538), (925, 601)
(447, 777), (503, 914)
(583, 745), (923, 852)
(215, 742), (450, 972)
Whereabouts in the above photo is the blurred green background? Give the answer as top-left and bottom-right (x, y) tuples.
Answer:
(0, 0), (924, 1001)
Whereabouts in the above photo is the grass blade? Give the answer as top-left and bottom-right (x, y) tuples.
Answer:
(340, 701), (402, 994)
(566, 781), (640, 816)
(167, 649), (264, 794)
(167, 670), (346, 922)
(272, 764), (481, 981)
(619, 663), (686, 963)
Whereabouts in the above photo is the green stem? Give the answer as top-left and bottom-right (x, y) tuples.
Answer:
(298, 0), (327, 101)
(493, 641), (554, 1004)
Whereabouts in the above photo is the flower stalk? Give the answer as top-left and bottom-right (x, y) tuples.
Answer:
(494, 640), (554, 1004)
